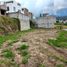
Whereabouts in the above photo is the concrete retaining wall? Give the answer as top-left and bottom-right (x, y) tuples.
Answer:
(7, 12), (30, 31)
(36, 16), (56, 28)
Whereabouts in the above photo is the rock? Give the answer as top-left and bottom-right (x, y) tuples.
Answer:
(27, 57), (39, 67)
(48, 56), (57, 63)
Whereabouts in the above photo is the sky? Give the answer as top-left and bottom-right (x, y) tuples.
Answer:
(0, 0), (67, 16)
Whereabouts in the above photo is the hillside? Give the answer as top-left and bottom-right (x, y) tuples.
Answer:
(0, 16), (20, 35)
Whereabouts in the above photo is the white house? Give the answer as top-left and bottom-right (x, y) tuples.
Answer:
(3, 0), (30, 31)
(4, 0), (22, 13)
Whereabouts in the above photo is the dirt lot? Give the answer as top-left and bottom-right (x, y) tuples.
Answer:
(0, 29), (67, 67)
(20, 29), (67, 67)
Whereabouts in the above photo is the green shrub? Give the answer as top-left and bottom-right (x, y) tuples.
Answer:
(2, 49), (14, 59)
(22, 56), (28, 64)
(18, 44), (29, 50)
(21, 50), (29, 56)
(39, 64), (45, 67)
(56, 64), (64, 67)
(20, 44), (30, 64)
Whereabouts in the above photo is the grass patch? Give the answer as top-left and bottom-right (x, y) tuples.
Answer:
(22, 57), (28, 64)
(22, 55), (30, 64)
(39, 64), (45, 67)
(0, 59), (19, 67)
(18, 44), (29, 50)
(2, 49), (14, 59)
(18, 43), (30, 64)
(0, 29), (35, 47)
(56, 64), (64, 67)
(48, 30), (67, 48)
(50, 55), (67, 64)
(21, 50), (29, 56)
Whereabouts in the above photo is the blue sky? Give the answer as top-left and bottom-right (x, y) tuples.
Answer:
(0, 0), (67, 16)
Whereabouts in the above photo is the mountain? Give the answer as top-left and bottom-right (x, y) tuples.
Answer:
(55, 8), (67, 20)
(56, 8), (67, 17)
(56, 16), (67, 20)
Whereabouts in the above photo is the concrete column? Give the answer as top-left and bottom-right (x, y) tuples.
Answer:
(4, 11), (6, 16)
(0, 10), (1, 15)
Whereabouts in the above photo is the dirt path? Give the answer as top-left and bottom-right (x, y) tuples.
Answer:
(20, 29), (67, 67)
(0, 29), (67, 67)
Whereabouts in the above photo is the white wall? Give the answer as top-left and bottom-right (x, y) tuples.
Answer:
(6, 1), (22, 13)
(36, 16), (56, 28)
(8, 12), (30, 31)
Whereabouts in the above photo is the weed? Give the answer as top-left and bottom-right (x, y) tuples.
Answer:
(48, 31), (67, 48)
(39, 64), (45, 67)
(22, 56), (29, 64)
(18, 44), (29, 50)
(51, 55), (67, 64)
(0, 29), (35, 46)
(2, 49), (14, 59)
(21, 50), (29, 56)
(56, 64), (64, 67)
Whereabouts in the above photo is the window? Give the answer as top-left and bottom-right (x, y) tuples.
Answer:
(17, 3), (21, 6)
(7, 7), (9, 11)
(13, 7), (16, 11)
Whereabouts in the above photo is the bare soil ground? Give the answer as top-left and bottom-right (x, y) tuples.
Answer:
(0, 29), (67, 67)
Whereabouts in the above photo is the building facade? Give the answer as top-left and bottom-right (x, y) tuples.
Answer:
(0, 0), (31, 31)
(0, 2), (7, 15)
(22, 8), (33, 19)
(36, 15), (56, 28)
(5, 0), (21, 13)
(7, 11), (30, 31)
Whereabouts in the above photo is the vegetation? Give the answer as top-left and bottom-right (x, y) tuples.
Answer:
(18, 44), (29, 50)
(0, 29), (35, 47)
(56, 64), (64, 67)
(0, 59), (19, 67)
(48, 30), (67, 48)
(2, 49), (14, 59)
(0, 16), (20, 34)
(21, 50), (29, 56)
(39, 64), (45, 67)
(50, 55), (67, 64)
(18, 43), (30, 64)
(55, 20), (62, 25)
(22, 56), (29, 64)
(55, 20), (66, 25)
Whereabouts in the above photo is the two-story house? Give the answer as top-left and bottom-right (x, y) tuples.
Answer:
(4, 0), (30, 31)
(5, 0), (21, 13)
